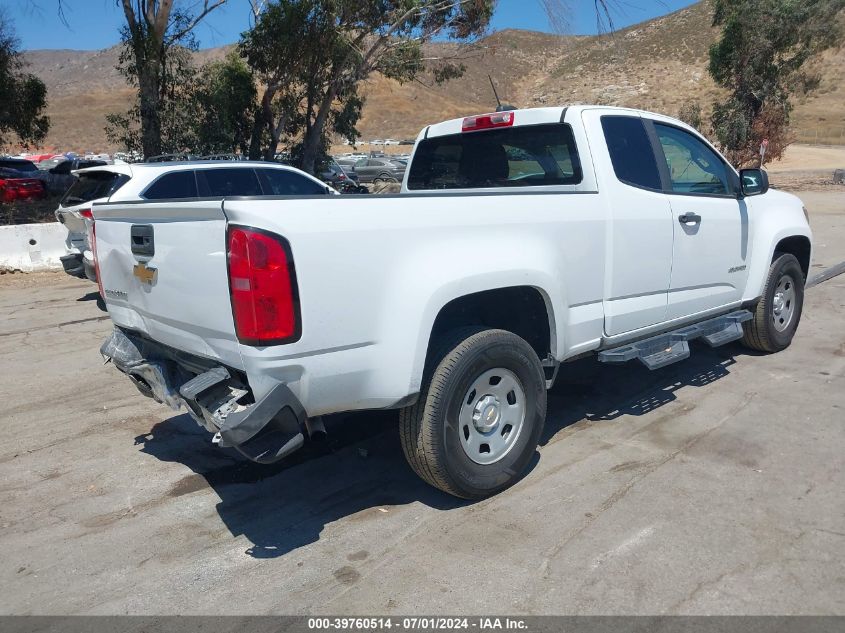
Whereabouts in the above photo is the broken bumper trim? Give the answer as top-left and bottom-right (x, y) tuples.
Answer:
(60, 253), (86, 279)
(101, 327), (306, 464)
(216, 380), (305, 464)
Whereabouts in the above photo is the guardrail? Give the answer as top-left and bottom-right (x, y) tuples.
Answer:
(0, 222), (67, 273)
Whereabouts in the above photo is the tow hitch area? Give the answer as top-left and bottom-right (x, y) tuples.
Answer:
(100, 328), (306, 463)
(599, 310), (753, 370)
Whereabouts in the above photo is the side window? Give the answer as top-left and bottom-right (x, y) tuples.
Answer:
(196, 168), (262, 197)
(257, 168), (327, 195)
(601, 116), (662, 190)
(143, 171), (197, 199)
(654, 124), (731, 195)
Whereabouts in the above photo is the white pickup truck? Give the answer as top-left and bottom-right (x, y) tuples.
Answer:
(94, 106), (812, 499)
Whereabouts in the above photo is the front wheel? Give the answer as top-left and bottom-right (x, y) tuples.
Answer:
(399, 328), (547, 499)
(741, 253), (805, 352)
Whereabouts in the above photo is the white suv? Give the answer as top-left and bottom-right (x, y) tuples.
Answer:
(57, 161), (334, 282)
(56, 165), (132, 280)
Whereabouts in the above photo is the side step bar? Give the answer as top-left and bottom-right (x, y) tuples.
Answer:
(598, 310), (753, 371)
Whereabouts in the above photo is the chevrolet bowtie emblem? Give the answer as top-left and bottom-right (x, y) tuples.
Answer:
(133, 262), (157, 284)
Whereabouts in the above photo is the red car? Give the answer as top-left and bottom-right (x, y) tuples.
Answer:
(0, 176), (46, 202)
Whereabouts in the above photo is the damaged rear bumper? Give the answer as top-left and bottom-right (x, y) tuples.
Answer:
(60, 253), (86, 279)
(101, 327), (306, 463)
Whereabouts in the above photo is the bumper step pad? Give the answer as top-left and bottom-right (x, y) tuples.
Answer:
(179, 366), (230, 400)
(599, 310), (752, 371)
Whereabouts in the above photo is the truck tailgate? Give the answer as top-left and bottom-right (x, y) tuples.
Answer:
(92, 201), (243, 369)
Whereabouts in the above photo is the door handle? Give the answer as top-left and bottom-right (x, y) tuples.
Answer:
(678, 213), (702, 225)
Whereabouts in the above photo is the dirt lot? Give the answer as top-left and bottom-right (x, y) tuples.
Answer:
(766, 145), (845, 193)
(0, 188), (843, 616)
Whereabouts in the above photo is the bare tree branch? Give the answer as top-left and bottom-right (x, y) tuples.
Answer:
(166, 0), (227, 45)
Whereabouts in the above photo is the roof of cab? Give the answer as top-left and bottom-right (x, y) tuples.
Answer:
(418, 105), (686, 140)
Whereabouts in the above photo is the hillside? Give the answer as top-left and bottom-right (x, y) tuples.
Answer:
(18, 1), (845, 152)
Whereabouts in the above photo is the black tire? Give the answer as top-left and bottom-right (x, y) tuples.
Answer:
(399, 328), (547, 499)
(741, 253), (805, 352)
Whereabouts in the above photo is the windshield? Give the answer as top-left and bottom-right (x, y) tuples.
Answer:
(61, 171), (129, 207)
(407, 123), (582, 190)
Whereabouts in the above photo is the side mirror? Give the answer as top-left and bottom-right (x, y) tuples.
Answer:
(739, 168), (769, 197)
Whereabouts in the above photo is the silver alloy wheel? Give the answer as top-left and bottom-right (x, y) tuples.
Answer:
(458, 368), (526, 465)
(772, 273), (797, 332)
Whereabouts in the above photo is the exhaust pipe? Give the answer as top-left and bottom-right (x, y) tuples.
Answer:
(305, 416), (327, 441)
(127, 370), (154, 399)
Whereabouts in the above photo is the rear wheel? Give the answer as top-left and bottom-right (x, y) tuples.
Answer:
(399, 328), (546, 499)
(741, 253), (805, 352)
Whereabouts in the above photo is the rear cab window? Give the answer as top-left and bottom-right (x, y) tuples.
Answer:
(407, 123), (582, 190)
(61, 171), (130, 207)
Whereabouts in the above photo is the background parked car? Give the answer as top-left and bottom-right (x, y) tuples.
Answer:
(0, 167), (46, 203)
(47, 158), (109, 194)
(347, 157), (406, 183)
(0, 158), (42, 177)
(36, 156), (69, 171)
(49, 159), (108, 176)
(318, 157), (367, 193)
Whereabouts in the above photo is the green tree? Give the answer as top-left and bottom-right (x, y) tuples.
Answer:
(240, 0), (495, 173)
(0, 10), (49, 148)
(194, 52), (258, 155)
(240, 0), (315, 160)
(677, 100), (703, 132)
(116, 0), (226, 158)
(708, 0), (845, 166)
(105, 44), (199, 155)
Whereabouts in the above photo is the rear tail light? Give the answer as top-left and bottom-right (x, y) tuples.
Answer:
(227, 226), (300, 345)
(462, 111), (514, 133)
(82, 209), (96, 269)
(92, 221), (104, 300)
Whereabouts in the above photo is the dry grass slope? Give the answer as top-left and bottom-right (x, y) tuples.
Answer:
(18, 1), (845, 152)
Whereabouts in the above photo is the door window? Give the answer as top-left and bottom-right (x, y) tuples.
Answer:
(196, 168), (262, 197)
(601, 116), (662, 190)
(257, 168), (327, 195)
(654, 123), (731, 196)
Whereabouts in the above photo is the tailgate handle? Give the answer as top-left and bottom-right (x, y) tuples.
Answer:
(131, 224), (155, 257)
